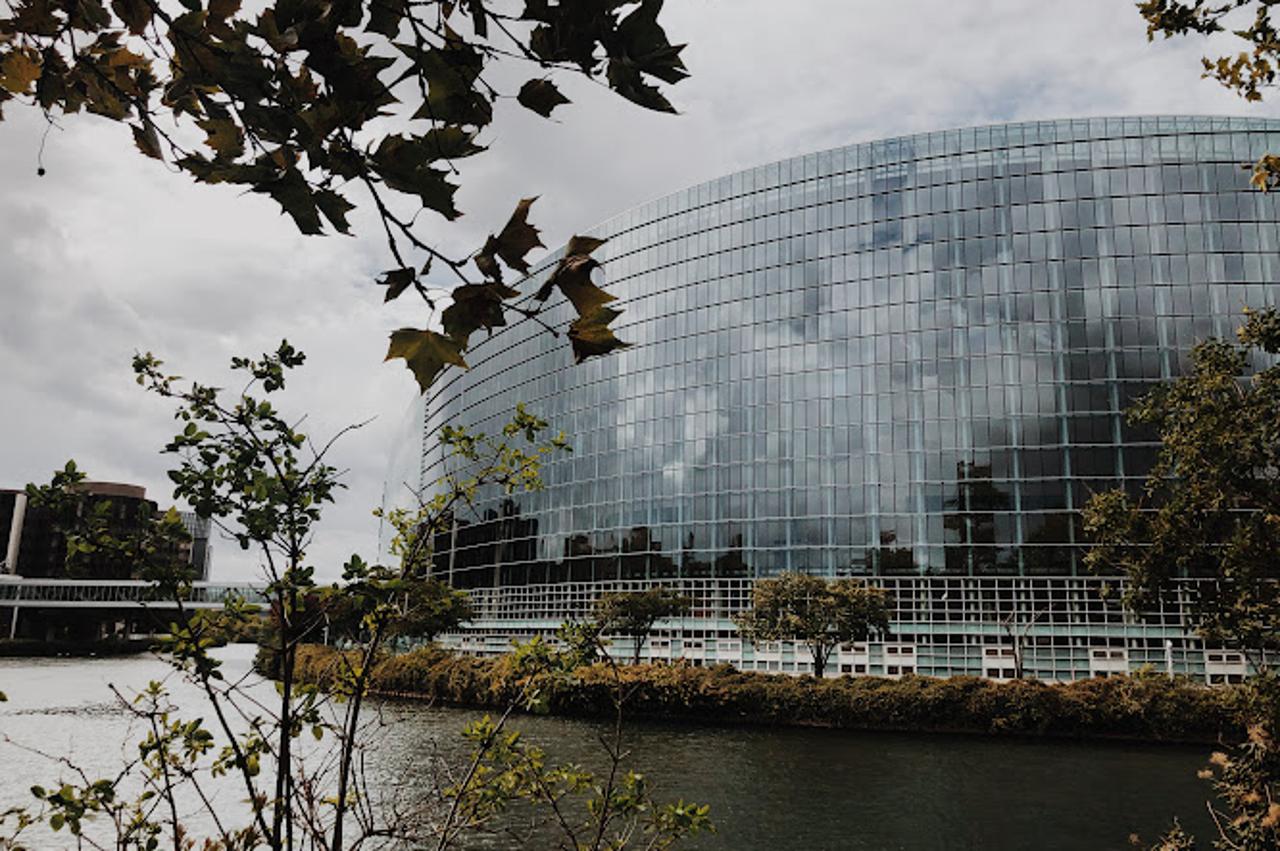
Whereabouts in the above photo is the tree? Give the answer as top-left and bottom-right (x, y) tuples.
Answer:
(1139, 1), (1280, 191)
(4, 345), (711, 851)
(593, 585), (691, 665)
(735, 572), (892, 680)
(263, 576), (470, 650)
(1084, 311), (1280, 850)
(1124, 11), (1280, 847)
(0, 0), (689, 392)
(1083, 309), (1280, 663)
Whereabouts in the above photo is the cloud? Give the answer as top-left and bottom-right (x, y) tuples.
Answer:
(0, 0), (1275, 580)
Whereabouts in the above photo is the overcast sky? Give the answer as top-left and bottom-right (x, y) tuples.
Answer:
(0, 1), (1272, 581)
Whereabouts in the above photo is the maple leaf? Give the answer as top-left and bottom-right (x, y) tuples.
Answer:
(109, 0), (152, 36)
(0, 48), (41, 95)
(385, 328), (467, 392)
(315, 189), (355, 235)
(442, 281), (519, 342)
(474, 197), (543, 280)
(568, 305), (629, 362)
(131, 121), (163, 160)
(535, 234), (611, 312)
(379, 267), (417, 302)
(256, 166), (324, 235)
(371, 134), (462, 219)
(196, 117), (244, 160)
(517, 78), (571, 118)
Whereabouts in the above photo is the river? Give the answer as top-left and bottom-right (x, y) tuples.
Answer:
(0, 647), (1217, 850)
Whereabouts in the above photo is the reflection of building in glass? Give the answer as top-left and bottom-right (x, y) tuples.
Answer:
(386, 116), (1280, 682)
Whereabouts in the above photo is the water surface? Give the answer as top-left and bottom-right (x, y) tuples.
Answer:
(0, 648), (1216, 849)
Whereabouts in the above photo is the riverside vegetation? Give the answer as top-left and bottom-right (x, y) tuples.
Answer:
(0, 346), (714, 851)
(281, 643), (1250, 746)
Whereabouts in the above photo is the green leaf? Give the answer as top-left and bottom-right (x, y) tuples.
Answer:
(385, 328), (468, 392)
(517, 78), (571, 118)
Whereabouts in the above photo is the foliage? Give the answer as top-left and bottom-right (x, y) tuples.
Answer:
(24, 460), (193, 581)
(290, 642), (1250, 744)
(427, 624), (714, 850)
(1132, 682), (1280, 850)
(317, 574), (474, 643)
(593, 586), (690, 665)
(449, 713), (712, 851)
(734, 572), (892, 679)
(1083, 309), (1280, 658)
(0, 0), (689, 391)
(1193, 719), (1280, 850)
(5, 346), (709, 851)
(1083, 306), (1280, 847)
(1139, 1), (1280, 191)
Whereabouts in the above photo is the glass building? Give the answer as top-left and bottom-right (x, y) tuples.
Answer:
(385, 116), (1280, 681)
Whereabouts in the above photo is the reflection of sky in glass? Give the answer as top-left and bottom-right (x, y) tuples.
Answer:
(405, 116), (1280, 588)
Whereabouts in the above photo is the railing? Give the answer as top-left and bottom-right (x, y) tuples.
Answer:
(460, 575), (1209, 631)
(0, 578), (268, 608)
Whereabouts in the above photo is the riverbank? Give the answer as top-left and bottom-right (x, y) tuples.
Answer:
(0, 637), (153, 657)
(286, 644), (1246, 744)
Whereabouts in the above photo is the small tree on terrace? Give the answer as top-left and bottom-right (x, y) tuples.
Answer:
(735, 573), (892, 679)
(297, 576), (473, 647)
(594, 586), (691, 665)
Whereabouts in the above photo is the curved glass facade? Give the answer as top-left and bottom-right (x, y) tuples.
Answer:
(389, 115), (1280, 679)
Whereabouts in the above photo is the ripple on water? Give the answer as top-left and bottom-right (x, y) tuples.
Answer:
(7, 700), (125, 718)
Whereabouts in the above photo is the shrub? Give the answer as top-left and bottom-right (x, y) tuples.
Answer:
(282, 645), (1245, 744)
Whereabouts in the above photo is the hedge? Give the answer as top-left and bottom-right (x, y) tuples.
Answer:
(282, 644), (1247, 744)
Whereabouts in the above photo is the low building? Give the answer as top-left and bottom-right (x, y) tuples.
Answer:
(0, 483), (212, 579)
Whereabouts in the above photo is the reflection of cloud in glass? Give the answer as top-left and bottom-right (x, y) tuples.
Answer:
(399, 116), (1280, 590)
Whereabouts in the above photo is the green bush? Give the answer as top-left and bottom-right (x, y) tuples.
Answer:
(282, 644), (1244, 744)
